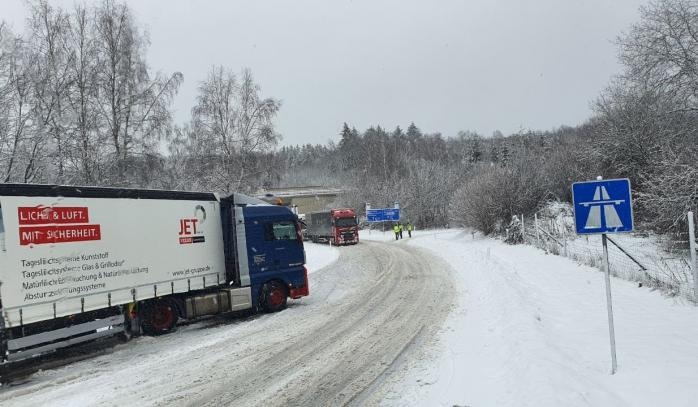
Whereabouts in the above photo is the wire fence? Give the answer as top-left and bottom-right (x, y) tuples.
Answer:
(508, 203), (697, 302)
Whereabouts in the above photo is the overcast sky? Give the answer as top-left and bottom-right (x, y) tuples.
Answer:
(4, 0), (646, 146)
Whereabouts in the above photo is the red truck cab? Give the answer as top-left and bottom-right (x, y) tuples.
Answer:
(306, 208), (359, 245)
(330, 208), (359, 245)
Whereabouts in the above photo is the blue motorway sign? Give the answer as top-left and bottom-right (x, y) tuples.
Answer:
(366, 209), (383, 222)
(572, 178), (633, 234)
(366, 208), (401, 222)
(383, 208), (400, 221)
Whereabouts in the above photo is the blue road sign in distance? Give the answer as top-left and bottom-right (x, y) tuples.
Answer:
(366, 209), (383, 222)
(366, 208), (401, 222)
(383, 208), (400, 221)
(572, 178), (633, 235)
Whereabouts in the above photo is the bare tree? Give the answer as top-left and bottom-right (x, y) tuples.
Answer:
(619, 0), (698, 112)
(449, 156), (546, 235)
(25, 0), (73, 183)
(591, 0), (698, 236)
(63, 3), (101, 184)
(637, 148), (698, 234)
(191, 66), (280, 193)
(0, 22), (14, 177)
(161, 123), (201, 191)
(0, 0), (182, 188)
(94, 0), (181, 185)
(403, 159), (457, 228)
(0, 32), (34, 183)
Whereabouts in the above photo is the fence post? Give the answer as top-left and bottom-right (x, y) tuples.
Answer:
(688, 211), (698, 302)
(520, 214), (525, 243)
(534, 212), (540, 247)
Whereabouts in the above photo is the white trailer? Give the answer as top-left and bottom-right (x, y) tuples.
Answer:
(0, 184), (309, 363)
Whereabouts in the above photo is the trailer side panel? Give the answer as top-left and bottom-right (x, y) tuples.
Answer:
(0, 195), (226, 327)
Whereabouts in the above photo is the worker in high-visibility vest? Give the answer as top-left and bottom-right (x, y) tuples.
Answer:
(398, 223), (404, 239)
(407, 222), (413, 237)
(393, 224), (400, 240)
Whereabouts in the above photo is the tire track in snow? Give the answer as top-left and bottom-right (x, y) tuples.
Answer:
(191, 241), (455, 406)
(0, 240), (455, 406)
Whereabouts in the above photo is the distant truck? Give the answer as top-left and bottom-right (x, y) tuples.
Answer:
(0, 184), (309, 363)
(305, 208), (359, 245)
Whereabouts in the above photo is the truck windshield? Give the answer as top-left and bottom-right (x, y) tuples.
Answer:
(335, 217), (356, 227)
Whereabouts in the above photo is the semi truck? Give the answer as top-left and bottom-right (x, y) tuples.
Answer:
(305, 208), (359, 245)
(0, 184), (309, 363)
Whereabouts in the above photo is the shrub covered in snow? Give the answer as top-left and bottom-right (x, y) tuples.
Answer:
(448, 161), (546, 235)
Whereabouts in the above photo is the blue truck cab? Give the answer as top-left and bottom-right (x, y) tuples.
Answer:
(228, 203), (309, 312)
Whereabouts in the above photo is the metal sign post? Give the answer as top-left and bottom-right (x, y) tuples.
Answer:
(688, 211), (697, 302)
(572, 176), (632, 375)
(601, 233), (618, 374)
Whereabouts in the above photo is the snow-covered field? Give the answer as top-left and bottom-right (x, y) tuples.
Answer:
(376, 229), (698, 407)
(532, 201), (695, 298)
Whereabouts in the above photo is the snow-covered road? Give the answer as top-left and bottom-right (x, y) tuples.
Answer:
(0, 240), (455, 406)
(4, 230), (698, 407)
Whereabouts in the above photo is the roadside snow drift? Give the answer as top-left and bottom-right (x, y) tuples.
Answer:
(304, 242), (339, 274)
(375, 230), (698, 407)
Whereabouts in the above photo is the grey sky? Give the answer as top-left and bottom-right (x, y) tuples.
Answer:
(4, 0), (645, 146)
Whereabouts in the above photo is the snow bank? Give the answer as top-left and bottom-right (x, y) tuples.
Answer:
(531, 201), (694, 298)
(360, 229), (397, 242)
(361, 227), (438, 242)
(304, 242), (339, 274)
(381, 230), (698, 407)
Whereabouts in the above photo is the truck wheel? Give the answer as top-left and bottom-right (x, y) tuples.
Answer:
(141, 300), (178, 335)
(261, 281), (287, 313)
